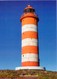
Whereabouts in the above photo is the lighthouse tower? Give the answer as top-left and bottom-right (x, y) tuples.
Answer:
(21, 5), (39, 67)
(16, 5), (44, 70)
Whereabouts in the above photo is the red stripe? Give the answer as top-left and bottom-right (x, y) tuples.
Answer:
(22, 46), (39, 54)
(22, 31), (38, 39)
(22, 61), (39, 66)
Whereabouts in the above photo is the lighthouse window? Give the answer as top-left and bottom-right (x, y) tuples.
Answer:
(24, 9), (35, 13)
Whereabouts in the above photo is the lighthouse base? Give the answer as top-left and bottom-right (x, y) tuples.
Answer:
(15, 66), (45, 70)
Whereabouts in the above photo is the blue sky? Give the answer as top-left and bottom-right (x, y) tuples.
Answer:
(0, 1), (56, 71)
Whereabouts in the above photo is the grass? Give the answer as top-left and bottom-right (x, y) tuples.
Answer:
(0, 69), (57, 79)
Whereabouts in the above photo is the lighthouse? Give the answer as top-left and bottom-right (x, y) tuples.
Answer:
(16, 5), (44, 70)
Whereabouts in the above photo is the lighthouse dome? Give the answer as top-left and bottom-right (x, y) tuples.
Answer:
(24, 5), (35, 13)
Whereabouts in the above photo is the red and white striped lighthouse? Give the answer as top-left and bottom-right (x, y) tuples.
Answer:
(16, 5), (44, 70)
(20, 5), (39, 67)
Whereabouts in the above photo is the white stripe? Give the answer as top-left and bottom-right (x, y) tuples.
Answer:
(22, 38), (38, 47)
(22, 53), (38, 62)
(22, 24), (37, 33)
